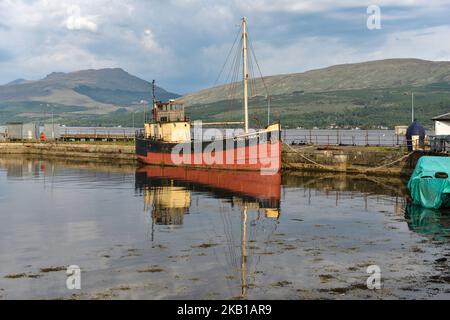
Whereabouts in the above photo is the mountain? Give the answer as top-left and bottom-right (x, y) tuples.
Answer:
(5, 78), (29, 86)
(179, 59), (450, 128)
(3, 59), (450, 128)
(0, 68), (180, 125)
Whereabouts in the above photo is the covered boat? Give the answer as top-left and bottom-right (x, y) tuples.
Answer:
(408, 156), (450, 209)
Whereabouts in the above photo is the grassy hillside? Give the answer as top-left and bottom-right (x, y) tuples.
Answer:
(180, 59), (450, 129)
(185, 83), (450, 129)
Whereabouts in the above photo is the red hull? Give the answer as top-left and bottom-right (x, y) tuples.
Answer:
(136, 140), (281, 172)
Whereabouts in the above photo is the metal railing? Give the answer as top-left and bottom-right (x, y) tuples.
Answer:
(60, 127), (136, 141)
(429, 135), (450, 152)
(281, 130), (407, 147)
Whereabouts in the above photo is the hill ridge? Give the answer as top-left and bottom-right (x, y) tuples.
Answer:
(178, 58), (450, 129)
(0, 67), (180, 125)
(179, 58), (450, 106)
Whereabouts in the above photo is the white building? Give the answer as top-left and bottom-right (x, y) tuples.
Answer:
(433, 113), (450, 135)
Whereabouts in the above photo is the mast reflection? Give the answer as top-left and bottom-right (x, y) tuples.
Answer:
(135, 166), (282, 298)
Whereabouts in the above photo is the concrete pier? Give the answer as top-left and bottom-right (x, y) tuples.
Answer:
(0, 142), (425, 176)
(0, 142), (136, 164)
(282, 144), (420, 177)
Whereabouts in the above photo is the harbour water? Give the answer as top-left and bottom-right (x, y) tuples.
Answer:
(0, 157), (449, 299)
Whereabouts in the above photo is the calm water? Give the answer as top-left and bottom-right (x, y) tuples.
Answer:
(0, 157), (449, 299)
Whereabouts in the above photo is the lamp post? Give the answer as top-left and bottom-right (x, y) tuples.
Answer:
(47, 104), (54, 139)
(140, 100), (148, 124)
(403, 92), (415, 123)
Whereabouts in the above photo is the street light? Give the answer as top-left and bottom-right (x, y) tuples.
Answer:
(140, 100), (148, 124)
(403, 92), (415, 123)
(46, 104), (54, 139)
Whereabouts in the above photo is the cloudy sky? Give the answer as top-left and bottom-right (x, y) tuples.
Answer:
(0, 0), (450, 94)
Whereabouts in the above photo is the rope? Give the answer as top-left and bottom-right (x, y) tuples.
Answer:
(283, 142), (414, 172)
(364, 151), (414, 171)
(283, 142), (338, 169)
(247, 30), (269, 98)
(213, 26), (242, 87)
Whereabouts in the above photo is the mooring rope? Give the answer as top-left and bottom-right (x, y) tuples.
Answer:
(283, 142), (339, 170)
(363, 151), (414, 171)
(283, 142), (414, 172)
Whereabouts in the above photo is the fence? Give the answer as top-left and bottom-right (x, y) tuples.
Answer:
(429, 135), (450, 152)
(60, 127), (136, 141)
(0, 126), (137, 142)
(282, 129), (407, 147)
(0, 126), (433, 149)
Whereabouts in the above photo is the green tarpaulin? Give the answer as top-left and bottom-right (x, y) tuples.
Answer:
(408, 156), (450, 209)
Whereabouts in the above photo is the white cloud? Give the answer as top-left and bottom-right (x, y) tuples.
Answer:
(253, 37), (360, 76)
(65, 5), (98, 32)
(252, 25), (450, 78)
(65, 16), (98, 32)
(371, 25), (450, 61)
(21, 44), (116, 74)
(236, 0), (450, 13)
(0, 0), (450, 93)
(141, 29), (160, 52)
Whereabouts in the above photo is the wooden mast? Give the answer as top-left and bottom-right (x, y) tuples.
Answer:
(152, 79), (156, 122)
(242, 17), (249, 134)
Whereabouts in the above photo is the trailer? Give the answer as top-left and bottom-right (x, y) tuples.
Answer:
(6, 122), (39, 141)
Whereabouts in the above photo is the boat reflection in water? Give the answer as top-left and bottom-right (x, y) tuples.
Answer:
(405, 204), (450, 241)
(135, 166), (281, 225)
(135, 166), (281, 298)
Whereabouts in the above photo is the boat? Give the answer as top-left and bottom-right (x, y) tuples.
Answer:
(407, 156), (450, 209)
(135, 17), (281, 173)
